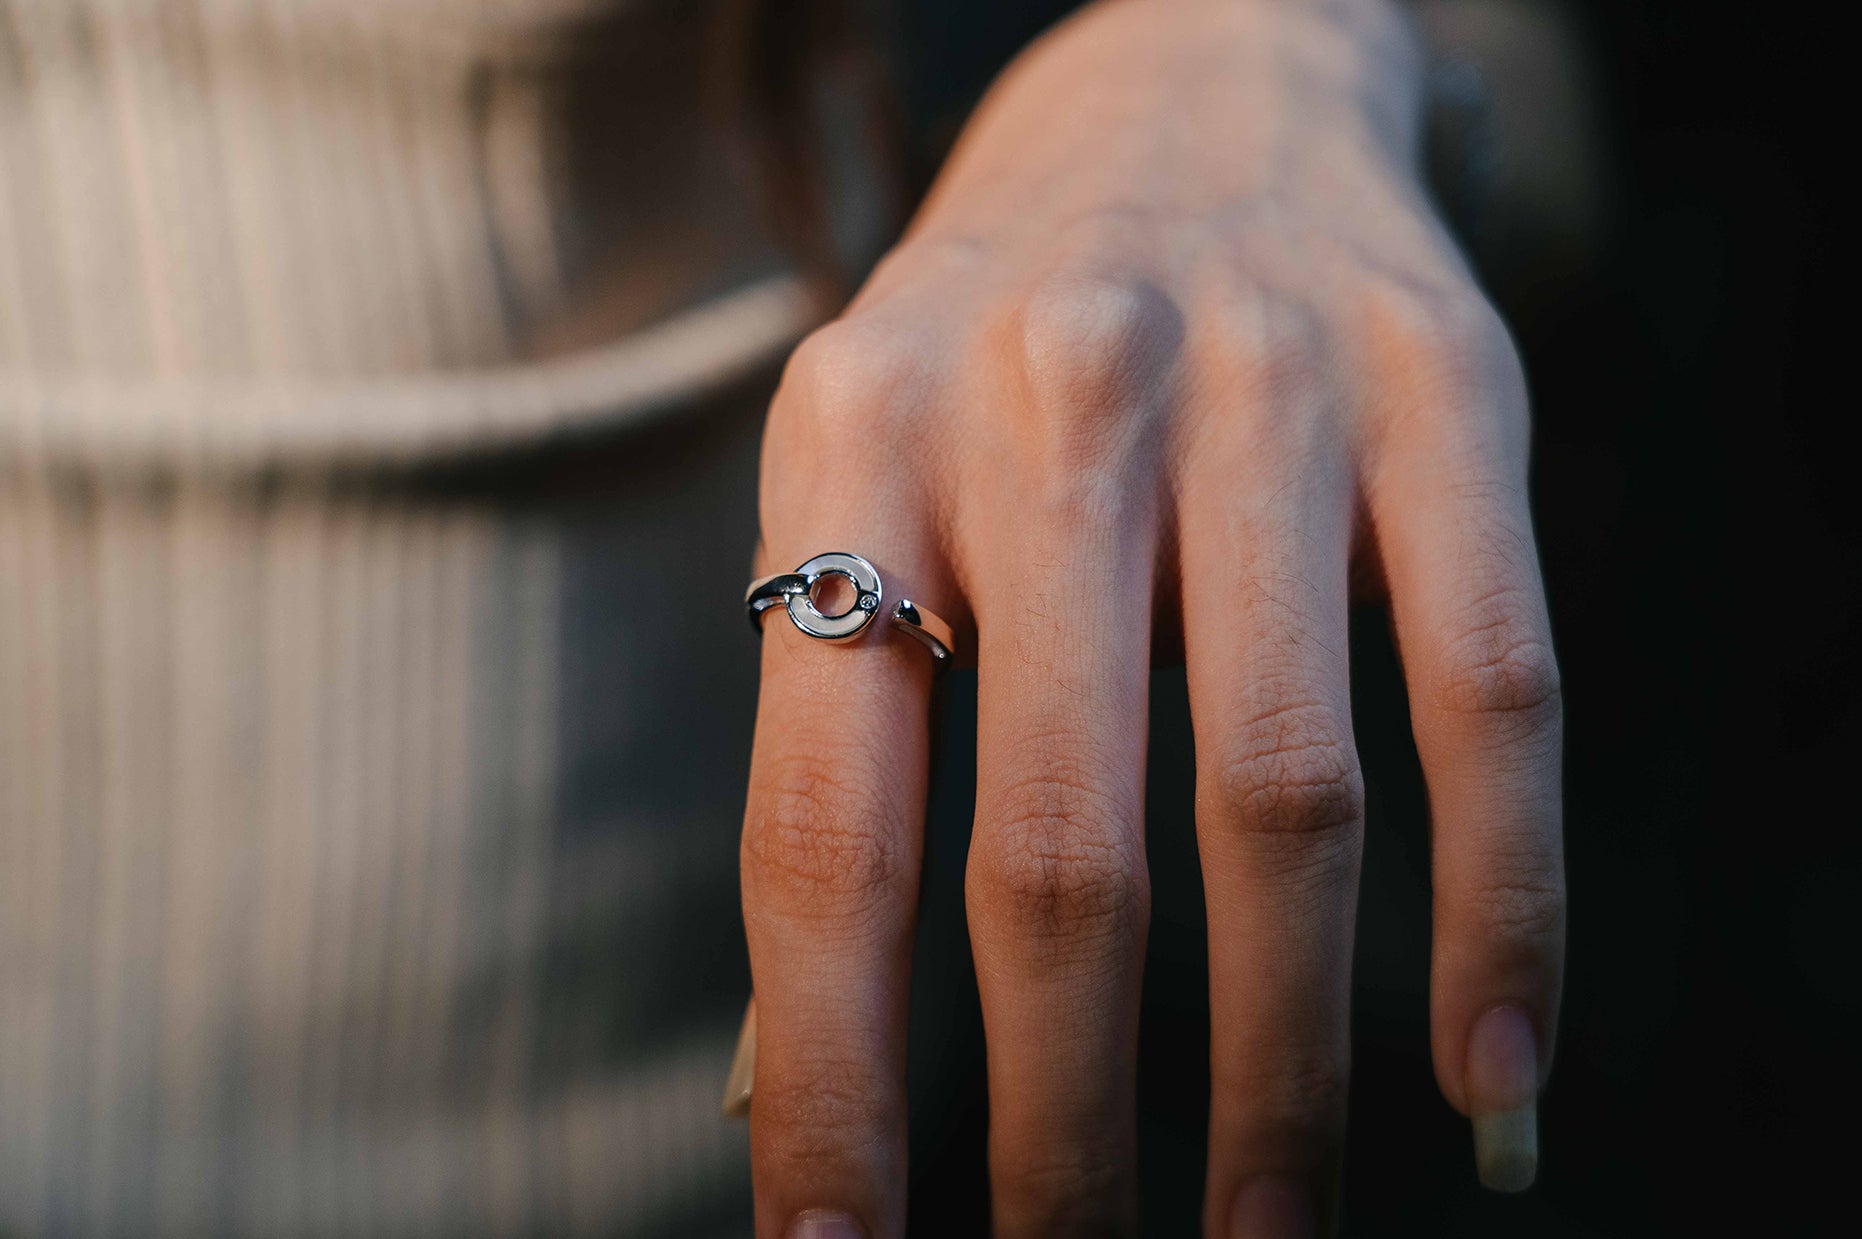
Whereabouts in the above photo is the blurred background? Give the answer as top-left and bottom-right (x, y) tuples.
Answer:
(0, 0), (1846, 1235)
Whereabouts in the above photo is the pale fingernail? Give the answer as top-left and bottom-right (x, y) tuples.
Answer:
(1466, 1004), (1540, 1192)
(786, 1210), (866, 1239)
(720, 996), (756, 1118)
(1227, 1175), (1315, 1238)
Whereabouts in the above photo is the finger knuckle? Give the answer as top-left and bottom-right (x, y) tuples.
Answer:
(781, 317), (926, 440)
(1009, 272), (1177, 436)
(754, 1052), (891, 1158)
(992, 1135), (1126, 1221)
(1199, 286), (1329, 402)
(1434, 609), (1563, 728)
(1212, 702), (1366, 844)
(973, 765), (1147, 947)
(1361, 272), (1522, 412)
(743, 750), (906, 916)
(1218, 1045), (1351, 1135)
(1463, 868), (1567, 954)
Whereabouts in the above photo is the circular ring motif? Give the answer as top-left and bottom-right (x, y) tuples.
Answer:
(745, 551), (956, 666)
(786, 552), (882, 640)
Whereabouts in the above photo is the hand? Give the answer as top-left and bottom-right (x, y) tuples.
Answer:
(735, 1), (1564, 1234)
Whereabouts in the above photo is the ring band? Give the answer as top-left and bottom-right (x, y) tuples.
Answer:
(746, 552), (955, 666)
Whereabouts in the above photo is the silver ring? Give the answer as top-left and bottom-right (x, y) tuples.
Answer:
(745, 552), (955, 666)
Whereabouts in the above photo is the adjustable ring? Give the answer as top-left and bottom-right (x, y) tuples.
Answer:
(745, 552), (955, 666)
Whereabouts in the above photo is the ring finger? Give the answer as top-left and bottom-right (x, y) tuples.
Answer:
(1181, 421), (1362, 1238)
(739, 538), (946, 1238)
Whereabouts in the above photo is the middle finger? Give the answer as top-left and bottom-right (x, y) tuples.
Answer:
(964, 482), (1160, 1237)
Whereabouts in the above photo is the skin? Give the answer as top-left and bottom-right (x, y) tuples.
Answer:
(738, 0), (1565, 1235)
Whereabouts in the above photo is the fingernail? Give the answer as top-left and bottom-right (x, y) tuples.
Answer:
(1466, 1004), (1540, 1192)
(720, 996), (756, 1118)
(1227, 1175), (1315, 1239)
(786, 1210), (866, 1239)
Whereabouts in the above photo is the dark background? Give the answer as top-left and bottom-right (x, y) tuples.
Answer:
(858, 1), (1852, 1234)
